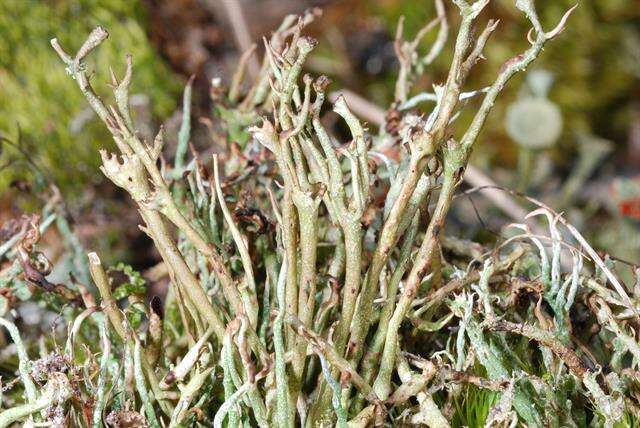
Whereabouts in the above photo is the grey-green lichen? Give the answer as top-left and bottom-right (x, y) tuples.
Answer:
(2, 2), (639, 428)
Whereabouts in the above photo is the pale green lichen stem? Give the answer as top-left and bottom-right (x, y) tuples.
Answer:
(0, 318), (37, 404)
(134, 339), (161, 428)
(92, 318), (111, 428)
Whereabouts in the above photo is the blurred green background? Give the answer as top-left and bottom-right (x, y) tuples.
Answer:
(0, 0), (179, 194)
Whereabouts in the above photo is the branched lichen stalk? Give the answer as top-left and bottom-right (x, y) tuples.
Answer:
(40, 4), (583, 426)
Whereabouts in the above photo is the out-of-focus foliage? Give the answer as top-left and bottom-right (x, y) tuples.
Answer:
(0, 0), (180, 194)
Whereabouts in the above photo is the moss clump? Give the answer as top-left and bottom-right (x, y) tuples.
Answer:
(0, 0), (179, 195)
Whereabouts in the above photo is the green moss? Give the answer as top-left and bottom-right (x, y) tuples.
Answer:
(450, 384), (499, 428)
(0, 0), (179, 195)
(615, 411), (640, 428)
